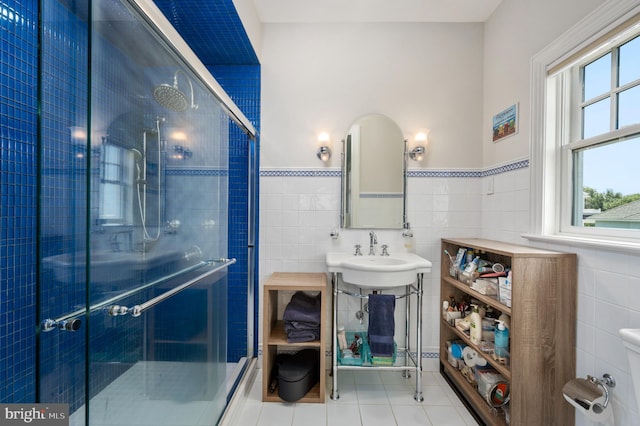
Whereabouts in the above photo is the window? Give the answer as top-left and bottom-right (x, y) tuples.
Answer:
(530, 2), (640, 249)
(568, 34), (640, 231)
(99, 144), (135, 225)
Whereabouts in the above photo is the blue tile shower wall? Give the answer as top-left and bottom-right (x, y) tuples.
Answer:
(210, 65), (261, 361)
(0, 0), (261, 405)
(0, 0), (38, 403)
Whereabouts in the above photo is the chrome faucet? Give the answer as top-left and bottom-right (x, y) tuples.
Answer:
(369, 231), (377, 255)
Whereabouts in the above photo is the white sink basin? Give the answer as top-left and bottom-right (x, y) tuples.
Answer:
(326, 252), (432, 288)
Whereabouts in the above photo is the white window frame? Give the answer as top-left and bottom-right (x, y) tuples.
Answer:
(526, 0), (640, 253)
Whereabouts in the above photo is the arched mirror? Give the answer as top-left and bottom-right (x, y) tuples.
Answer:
(341, 114), (407, 229)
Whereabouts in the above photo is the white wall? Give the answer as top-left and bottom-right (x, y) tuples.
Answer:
(258, 22), (486, 370)
(482, 0), (605, 167)
(482, 0), (640, 424)
(260, 22), (484, 169)
(258, 1), (640, 424)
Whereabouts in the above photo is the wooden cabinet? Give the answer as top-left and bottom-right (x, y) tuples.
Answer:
(262, 272), (327, 403)
(440, 238), (576, 426)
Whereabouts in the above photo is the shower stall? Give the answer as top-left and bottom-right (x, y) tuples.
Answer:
(37, 0), (257, 424)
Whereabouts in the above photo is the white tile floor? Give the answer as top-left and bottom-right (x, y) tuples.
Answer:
(232, 369), (480, 426)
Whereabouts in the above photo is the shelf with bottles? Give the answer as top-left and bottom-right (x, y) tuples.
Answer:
(442, 275), (512, 317)
(441, 360), (508, 426)
(441, 317), (510, 380)
(440, 238), (577, 426)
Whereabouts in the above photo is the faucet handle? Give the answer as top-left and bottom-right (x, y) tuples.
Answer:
(354, 244), (363, 256)
(381, 244), (390, 256)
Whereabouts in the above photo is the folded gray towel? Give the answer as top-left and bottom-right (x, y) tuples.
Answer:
(283, 291), (322, 343)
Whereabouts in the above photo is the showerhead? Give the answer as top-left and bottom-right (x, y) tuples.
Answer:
(153, 84), (188, 112)
(153, 70), (197, 112)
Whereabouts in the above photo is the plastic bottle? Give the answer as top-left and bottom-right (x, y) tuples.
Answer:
(469, 304), (483, 345)
(498, 313), (510, 330)
(494, 320), (509, 353)
(337, 326), (347, 350)
(404, 231), (414, 252)
(466, 249), (475, 264)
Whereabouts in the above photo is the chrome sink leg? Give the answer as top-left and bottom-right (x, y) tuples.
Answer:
(331, 272), (340, 400)
(414, 273), (424, 402)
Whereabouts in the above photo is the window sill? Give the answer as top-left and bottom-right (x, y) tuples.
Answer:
(522, 233), (640, 254)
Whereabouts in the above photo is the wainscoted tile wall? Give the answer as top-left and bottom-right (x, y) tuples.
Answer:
(258, 160), (530, 368)
(481, 164), (640, 425)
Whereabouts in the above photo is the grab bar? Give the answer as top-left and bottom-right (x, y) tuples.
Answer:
(40, 258), (234, 331)
(107, 257), (235, 317)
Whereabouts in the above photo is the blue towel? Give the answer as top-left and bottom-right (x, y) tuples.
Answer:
(368, 293), (395, 357)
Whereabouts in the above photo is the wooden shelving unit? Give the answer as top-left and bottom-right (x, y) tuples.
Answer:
(440, 238), (576, 426)
(262, 272), (327, 403)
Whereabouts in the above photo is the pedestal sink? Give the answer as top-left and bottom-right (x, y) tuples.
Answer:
(327, 251), (432, 403)
(326, 252), (432, 288)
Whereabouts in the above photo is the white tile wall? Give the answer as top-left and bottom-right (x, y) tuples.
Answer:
(258, 164), (640, 424)
(482, 167), (640, 426)
(258, 170), (482, 360)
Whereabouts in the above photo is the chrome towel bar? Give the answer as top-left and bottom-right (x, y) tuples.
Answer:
(40, 258), (235, 331)
(107, 258), (235, 317)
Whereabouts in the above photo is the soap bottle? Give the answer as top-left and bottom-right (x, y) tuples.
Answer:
(498, 313), (510, 330)
(469, 304), (482, 345)
(494, 320), (509, 353)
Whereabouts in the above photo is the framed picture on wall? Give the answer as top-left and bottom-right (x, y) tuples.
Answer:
(492, 103), (518, 142)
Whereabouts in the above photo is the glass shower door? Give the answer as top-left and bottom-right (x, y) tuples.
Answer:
(85, 0), (232, 424)
(38, 0), (247, 425)
(38, 0), (90, 422)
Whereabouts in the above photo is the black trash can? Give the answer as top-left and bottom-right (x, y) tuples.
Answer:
(274, 349), (319, 402)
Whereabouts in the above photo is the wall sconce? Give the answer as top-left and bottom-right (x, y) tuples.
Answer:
(409, 131), (428, 161)
(409, 146), (425, 161)
(316, 132), (332, 162)
(317, 146), (332, 162)
(171, 145), (192, 160)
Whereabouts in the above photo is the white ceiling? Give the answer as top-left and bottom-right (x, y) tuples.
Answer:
(252, 0), (503, 23)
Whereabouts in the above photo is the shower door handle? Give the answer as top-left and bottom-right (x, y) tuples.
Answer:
(41, 318), (81, 332)
(106, 257), (235, 317)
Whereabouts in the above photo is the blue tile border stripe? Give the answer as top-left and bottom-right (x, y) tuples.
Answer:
(166, 168), (229, 176)
(408, 170), (482, 178)
(260, 159), (529, 178)
(260, 169), (341, 177)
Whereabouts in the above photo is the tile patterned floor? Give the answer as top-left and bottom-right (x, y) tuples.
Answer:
(232, 369), (481, 426)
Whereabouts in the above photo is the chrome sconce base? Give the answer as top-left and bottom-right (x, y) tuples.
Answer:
(317, 146), (331, 162)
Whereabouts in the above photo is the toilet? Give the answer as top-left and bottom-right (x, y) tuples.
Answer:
(620, 328), (640, 414)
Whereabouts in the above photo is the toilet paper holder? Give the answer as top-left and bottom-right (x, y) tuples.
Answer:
(590, 374), (616, 409)
(563, 373), (616, 412)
